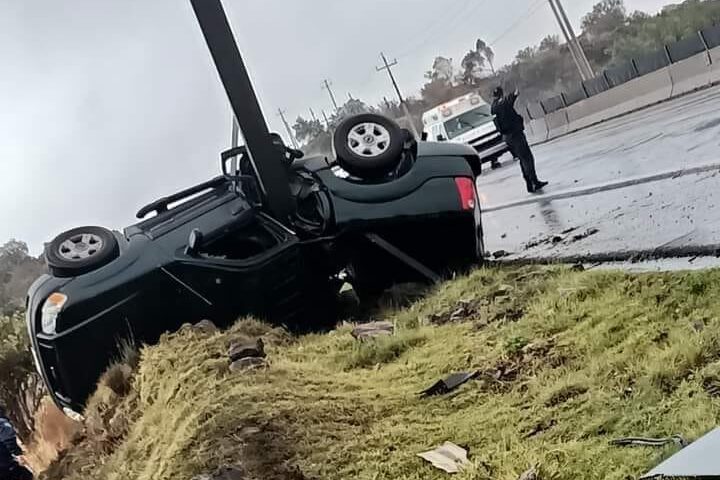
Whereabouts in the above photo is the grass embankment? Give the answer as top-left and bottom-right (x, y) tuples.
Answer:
(44, 266), (720, 480)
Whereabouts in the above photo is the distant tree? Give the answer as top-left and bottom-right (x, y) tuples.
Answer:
(425, 56), (454, 82)
(460, 39), (496, 85)
(515, 46), (537, 62)
(292, 116), (324, 144)
(582, 0), (627, 38)
(539, 35), (561, 52)
(0, 240), (44, 315)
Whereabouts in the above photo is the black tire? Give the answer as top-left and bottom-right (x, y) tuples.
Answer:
(45, 226), (119, 278)
(333, 113), (405, 179)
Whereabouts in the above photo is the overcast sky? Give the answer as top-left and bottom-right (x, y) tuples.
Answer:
(1, 0), (671, 254)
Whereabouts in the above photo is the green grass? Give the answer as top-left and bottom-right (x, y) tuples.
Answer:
(45, 266), (720, 480)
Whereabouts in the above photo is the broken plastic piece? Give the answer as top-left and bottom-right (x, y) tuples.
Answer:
(417, 442), (470, 473)
(420, 371), (479, 397)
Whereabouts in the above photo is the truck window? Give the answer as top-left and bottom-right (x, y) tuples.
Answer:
(443, 105), (493, 139)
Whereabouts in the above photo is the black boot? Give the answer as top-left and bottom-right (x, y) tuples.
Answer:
(526, 181), (536, 193)
(534, 180), (548, 190)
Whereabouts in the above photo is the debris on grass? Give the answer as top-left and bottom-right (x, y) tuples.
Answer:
(417, 442), (470, 474)
(420, 371), (479, 397)
(610, 435), (687, 448)
(351, 321), (395, 340)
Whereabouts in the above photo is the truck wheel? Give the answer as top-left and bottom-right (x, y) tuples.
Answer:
(333, 114), (404, 179)
(45, 226), (119, 278)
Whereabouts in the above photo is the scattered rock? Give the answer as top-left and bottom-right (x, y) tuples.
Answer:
(501, 233), (508, 239)
(193, 319), (219, 335)
(417, 442), (470, 474)
(228, 338), (265, 362)
(191, 466), (247, 480)
(518, 464), (539, 480)
(229, 357), (268, 372)
(493, 249), (510, 259)
(351, 321), (395, 340)
(561, 227), (578, 235)
(551, 235), (563, 244)
(570, 263), (585, 272)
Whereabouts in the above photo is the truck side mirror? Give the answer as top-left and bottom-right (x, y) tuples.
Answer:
(421, 132), (428, 141)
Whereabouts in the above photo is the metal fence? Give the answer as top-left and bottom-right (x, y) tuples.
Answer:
(522, 24), (720, 115)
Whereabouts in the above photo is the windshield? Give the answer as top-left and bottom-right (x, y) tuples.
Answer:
(443, 105), (493, 139)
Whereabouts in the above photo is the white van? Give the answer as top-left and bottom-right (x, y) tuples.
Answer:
(421, 92), (509, 173)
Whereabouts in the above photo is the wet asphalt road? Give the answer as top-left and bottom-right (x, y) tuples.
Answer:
(477, 86), (720, 262)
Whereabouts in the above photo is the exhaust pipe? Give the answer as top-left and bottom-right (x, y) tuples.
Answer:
(189, 0), (294, 221)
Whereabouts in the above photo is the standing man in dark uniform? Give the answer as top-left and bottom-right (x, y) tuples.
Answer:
(491, 86), (548, 193)
(0, 407), (33, 480)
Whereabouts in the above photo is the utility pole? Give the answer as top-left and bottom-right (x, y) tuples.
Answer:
(548, 0), (587, 81)
(322, 79), (339, 111)
(321, 109), (331, 130)
(309, 108), (318, 122)
(376, 52), (420, 139)
(277, 108), (299, 149)
(551, 0), (594, 80)
(231, 115), (240, 147)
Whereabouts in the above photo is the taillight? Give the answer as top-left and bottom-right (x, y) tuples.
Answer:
(455, 177), (476, 210)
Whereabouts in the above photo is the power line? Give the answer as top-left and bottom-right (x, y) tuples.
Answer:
(394, 0), (481, 59)
(489, 0), (546, 46)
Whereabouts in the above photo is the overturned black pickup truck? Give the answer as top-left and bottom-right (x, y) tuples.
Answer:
(26, 0), (485, 417)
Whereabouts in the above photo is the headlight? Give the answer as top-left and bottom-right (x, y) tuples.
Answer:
(62, 407), (85, 423)
(41, 293), (67, 335)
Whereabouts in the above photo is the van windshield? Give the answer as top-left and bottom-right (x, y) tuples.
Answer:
(444, 105), (493, 139)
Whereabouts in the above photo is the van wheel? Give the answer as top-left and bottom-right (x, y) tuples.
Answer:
(46, 226), (119, 278)
(334, 114), (405, 179)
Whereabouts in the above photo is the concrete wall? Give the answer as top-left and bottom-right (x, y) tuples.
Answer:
(566, 68), (672, 132)
(545, 110), (569, 140)
(526, 117), (548, 144)
(668, 51), (712, 97)
(709, 46), (720, 84)
(530, 45), (720, 144)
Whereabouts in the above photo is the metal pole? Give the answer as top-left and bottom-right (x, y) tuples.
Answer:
(548, 0), (588, 82)
(190, 0), (293, 220)
(376, 52), (420, 139)
(322, 79), (339, 111)
(277, 108), (299, 149)
(321, 109), (331, 130)
(554, 0), (594, 78)
(309, 108), (318, 122)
